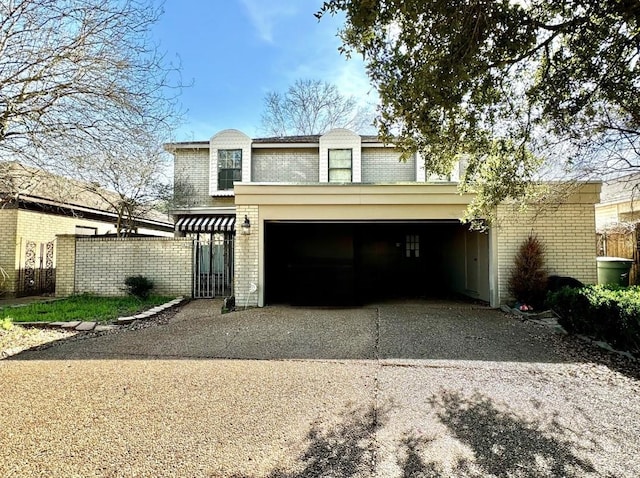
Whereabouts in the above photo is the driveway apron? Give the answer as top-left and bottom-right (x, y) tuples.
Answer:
(1, 300), (638, 477)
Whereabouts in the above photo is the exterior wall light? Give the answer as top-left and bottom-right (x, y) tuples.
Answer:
(241, 215), (251, 235)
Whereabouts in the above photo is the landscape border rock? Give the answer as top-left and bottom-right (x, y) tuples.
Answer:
(13, 297), (185, 332)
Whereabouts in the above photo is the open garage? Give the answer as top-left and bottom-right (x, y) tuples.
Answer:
(264, 220), (489, 305)
(233, 183), (601, 308)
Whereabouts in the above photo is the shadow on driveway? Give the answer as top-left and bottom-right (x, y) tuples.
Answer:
(12, 300), (570, 363)
(227, 392), (601, 478)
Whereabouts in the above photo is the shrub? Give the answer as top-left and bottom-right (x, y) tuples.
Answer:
(222, 296), (235, 314)
(547, 285), (640, 355)
(1, 317), (13, 331)
(124, 275), (154, 299)
(508, 234), (548, 308)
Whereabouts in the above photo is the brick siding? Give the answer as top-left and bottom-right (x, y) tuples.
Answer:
(252, 148), (319, 182)
(497, 203), (597, 303)
(234, 205), (259, 307)
(361, 147), (415, 183)
(56, 237), (193, 297)
(3, 209), (132, 295)
(174, 147), (218, 207)
(0, 209), (18, 295)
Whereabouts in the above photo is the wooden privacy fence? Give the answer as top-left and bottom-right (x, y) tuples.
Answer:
(597, 223), (640, 285)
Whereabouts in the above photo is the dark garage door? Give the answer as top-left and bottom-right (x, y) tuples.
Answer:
(265, 221), (475, 306)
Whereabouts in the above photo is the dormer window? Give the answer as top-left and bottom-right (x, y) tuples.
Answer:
(328, 149), (352, 183)
(218, 149), (242, 190)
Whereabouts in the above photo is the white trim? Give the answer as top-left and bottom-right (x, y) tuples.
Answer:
(489, 226), (499, 307)
(415, 152), (426, 183)
(252, 143), (319, 149)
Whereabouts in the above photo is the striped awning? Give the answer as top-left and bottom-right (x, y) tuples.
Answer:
(175, 215), (236, 233)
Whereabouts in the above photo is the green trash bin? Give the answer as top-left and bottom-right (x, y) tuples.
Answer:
(596, 257), (634, 286)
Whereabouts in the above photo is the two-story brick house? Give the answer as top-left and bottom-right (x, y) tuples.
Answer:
(167, 128), (601, 308)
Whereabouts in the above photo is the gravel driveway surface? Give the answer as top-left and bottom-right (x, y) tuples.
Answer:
(1, 300), (639, 477)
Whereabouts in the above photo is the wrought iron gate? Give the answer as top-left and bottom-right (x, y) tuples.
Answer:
(16, 240), (55, 297)
(193, 233), (234, 298)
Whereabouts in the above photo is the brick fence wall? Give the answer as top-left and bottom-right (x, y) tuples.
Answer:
(497, 202), (598, 303)
(55, 236), (193, 297)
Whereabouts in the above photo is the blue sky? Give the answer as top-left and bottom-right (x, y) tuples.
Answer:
(153, 0), (376, 141)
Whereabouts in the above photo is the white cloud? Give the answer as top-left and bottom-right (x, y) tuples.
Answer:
(239, 0), (299, 43)
(329, 57), (378, 107)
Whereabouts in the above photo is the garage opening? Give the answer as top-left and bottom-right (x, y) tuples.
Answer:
(264, 221), (489, 306)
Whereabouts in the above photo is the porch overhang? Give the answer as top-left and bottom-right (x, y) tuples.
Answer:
(175, 215), (236, 233)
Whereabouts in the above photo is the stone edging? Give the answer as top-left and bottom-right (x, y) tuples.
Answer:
(14, 297), (185, 332)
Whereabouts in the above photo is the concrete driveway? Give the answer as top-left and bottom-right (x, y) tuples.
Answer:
(1, 300), (639, 477)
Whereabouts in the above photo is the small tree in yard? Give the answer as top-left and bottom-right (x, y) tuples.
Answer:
(508, 234), (548, 310)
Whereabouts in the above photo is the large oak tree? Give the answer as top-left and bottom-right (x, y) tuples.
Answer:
(318, 0), (640, 224)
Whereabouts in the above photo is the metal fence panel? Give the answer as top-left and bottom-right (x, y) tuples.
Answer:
(193, 233), (234, 298)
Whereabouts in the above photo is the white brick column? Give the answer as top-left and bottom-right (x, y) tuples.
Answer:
(234, 205), (259, 307)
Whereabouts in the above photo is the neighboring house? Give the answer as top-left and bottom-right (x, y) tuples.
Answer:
(595, 173), (640, 229)
(0, 161), (173, 297)
(166, 128), (600, 308)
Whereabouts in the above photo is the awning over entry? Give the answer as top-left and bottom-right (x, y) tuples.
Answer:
(175, 215), (236, 233)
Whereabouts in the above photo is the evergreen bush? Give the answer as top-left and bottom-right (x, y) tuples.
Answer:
(508, 234), (548, 309)
(124, 275), (154, 299)
(547, 285), (640, 355)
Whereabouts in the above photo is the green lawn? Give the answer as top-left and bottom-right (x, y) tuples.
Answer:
(1, 295), (173, 323)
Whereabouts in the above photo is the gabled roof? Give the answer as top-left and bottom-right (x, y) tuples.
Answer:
(252, 134), (382, 144)
(166, 133), (387, 149)
(0, 161), (171, 227)
(252, 135), (321, 144)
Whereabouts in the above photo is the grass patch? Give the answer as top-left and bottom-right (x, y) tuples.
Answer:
(0, 295), (173, 323)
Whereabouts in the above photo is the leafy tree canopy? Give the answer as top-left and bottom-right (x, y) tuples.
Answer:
(318, 0), (640, 225)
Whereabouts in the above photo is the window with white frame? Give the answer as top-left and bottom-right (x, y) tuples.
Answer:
(218, 149), (242, 190)
(406, 234), (420, 258)
(328, 149), (352, 183)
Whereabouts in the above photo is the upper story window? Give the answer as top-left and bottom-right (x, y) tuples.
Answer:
(328, 149), (352, 183)
(218, 149), (242, 190)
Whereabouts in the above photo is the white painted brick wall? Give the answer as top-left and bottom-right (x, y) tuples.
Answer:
(252, 148), (319, 182)
(174, 147), (217, 206)
(234, 205), (259, 307)
(496, 203), (597, 303)
(361, 147), (415, 183)
(71, 237), (193, 296)
(0, 209), (18, 294)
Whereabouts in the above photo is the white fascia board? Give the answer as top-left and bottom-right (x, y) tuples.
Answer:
(164, 142), (209, 152)
(169, 206), (236, 215)
(252, 143), (319, 149)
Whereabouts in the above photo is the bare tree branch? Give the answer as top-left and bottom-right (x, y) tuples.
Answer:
(260, 79), (374, 136)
